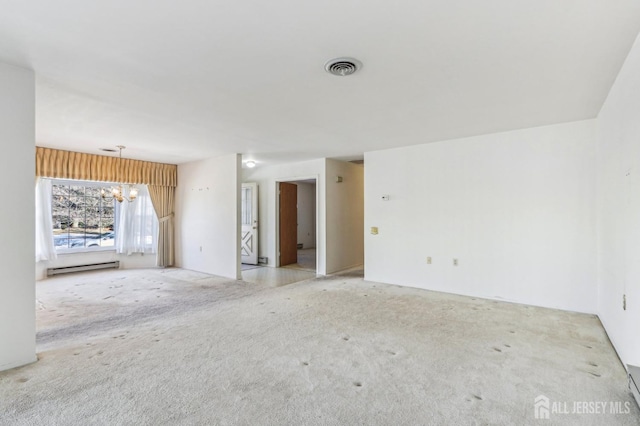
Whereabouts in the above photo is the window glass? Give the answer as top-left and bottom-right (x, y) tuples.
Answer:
(52, 182), (116, 250)
(242, 186), (252, 225)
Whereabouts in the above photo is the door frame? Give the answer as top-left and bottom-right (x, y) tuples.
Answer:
(275, 175), (319, 270)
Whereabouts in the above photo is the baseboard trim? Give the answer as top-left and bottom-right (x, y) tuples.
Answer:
(594, 315), (628, 373)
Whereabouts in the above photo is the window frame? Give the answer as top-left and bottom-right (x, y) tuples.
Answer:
(51, 179), (119, 254)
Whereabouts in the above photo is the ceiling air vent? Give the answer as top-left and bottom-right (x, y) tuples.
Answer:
(325, 57), (362, 76)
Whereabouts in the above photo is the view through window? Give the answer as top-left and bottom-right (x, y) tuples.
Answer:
(52, 183), (115, 250)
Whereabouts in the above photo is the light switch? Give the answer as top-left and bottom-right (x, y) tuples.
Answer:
(370, 226), (379, 235)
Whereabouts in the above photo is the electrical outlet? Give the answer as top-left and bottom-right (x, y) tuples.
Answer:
(370, 227), (379, 235)
(623, 294), (626, 311)
(426, 256), (432, 264)
(453, 258), (458, 266)
(199, 246), (202, 252)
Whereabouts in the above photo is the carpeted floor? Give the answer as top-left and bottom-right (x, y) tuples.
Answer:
(1, 268), (638, 425)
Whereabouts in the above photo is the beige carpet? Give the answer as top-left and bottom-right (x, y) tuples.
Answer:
(1, 268), (638, 425)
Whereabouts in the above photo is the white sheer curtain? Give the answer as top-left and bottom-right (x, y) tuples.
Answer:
(35, 177), (57, 262)
(116, 185), (158, 255)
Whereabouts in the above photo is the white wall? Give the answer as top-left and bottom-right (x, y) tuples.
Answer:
(596, 32), (640, 367)
(36, 252), (156, 281)
(176, 154), (241, 279)
(0, 62), (36, 371)
(365, 120), (597, 313)
(243, 159), (326, 274)
(297, 182), (316, 249)
(326, 159), (364, 274)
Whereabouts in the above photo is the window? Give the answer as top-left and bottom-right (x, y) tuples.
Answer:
(242, 186), (252, 225)
(52, 182), (116, 250)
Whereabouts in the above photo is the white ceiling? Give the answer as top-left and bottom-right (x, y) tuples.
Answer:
(1, 0), (640, 165)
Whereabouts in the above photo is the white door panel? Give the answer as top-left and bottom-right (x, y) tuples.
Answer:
(241, 183), (258, 265)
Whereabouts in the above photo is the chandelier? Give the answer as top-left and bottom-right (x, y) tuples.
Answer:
(100, 145), (139, 203)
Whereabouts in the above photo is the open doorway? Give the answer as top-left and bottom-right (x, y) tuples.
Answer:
(279, 179), (317, 272)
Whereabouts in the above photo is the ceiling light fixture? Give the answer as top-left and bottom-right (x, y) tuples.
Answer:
(325, 57), (362, 76)
(100, 145), (138, 203)
(245, 160), (256, 168)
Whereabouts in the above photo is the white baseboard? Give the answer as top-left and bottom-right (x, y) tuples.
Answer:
(629, 365), (640, 409)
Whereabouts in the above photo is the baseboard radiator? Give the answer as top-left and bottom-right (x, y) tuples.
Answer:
(630, 365), (640, 409)
(47, 261), (120, 277)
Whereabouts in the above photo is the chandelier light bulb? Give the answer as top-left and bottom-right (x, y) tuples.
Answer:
(99, 146), (139, 203)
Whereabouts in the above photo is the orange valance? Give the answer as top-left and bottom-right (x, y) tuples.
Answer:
(36, 147), (177, 187)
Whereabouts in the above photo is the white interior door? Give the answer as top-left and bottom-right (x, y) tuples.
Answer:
(241, 183), (259, 265)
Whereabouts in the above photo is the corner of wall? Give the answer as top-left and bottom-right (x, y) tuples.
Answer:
(234, 153), (242, 280)
(325, 158), (365, 274)
(0, 61), (36, 371)
(594, 30), (640, 367)
(175, 153), (241, 280)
